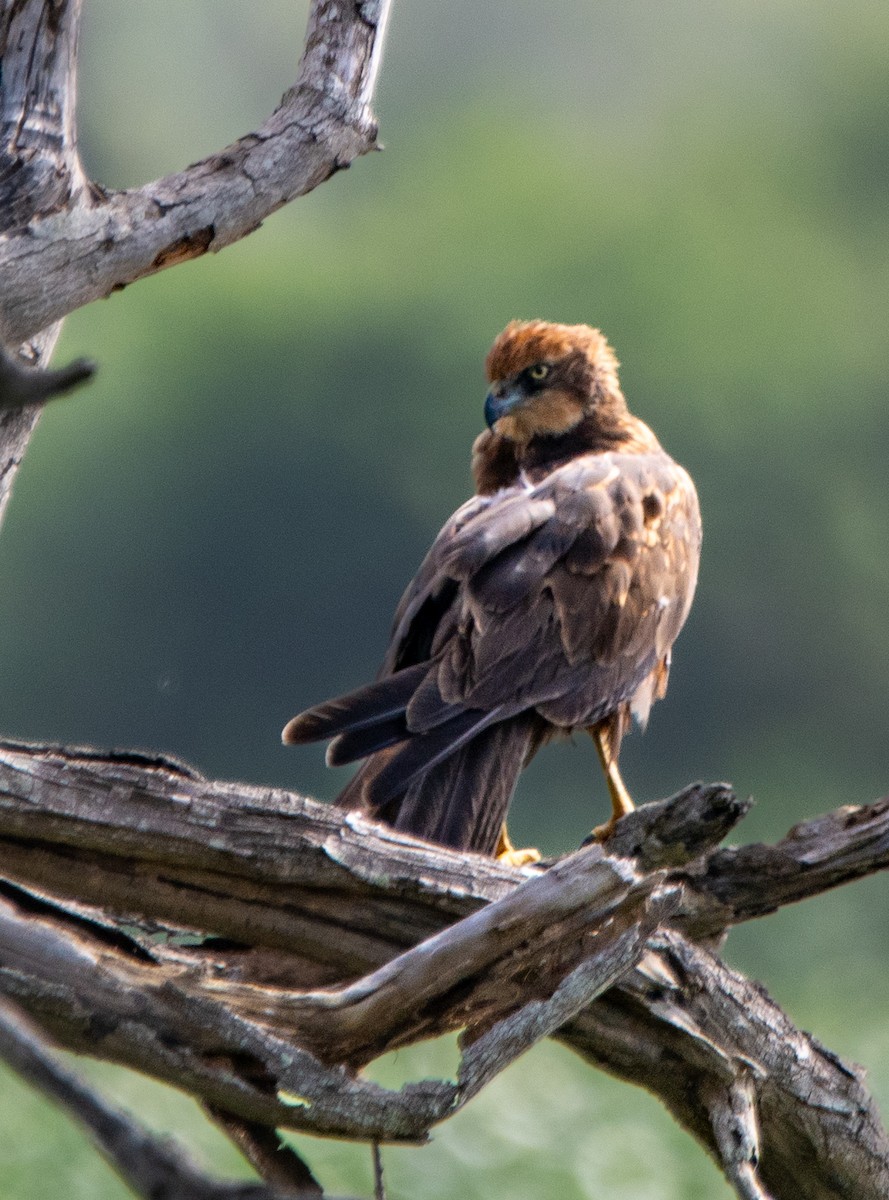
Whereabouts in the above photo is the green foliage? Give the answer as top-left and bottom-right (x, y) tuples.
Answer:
(2, 0), (889, 1194)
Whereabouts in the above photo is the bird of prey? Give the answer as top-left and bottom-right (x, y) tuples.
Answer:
(283, 320), (701, 863)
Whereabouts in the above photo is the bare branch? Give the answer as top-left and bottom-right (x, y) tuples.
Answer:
(565, 932), (889, 1200)
(0, 0), (89, 233)
(0, 885), (462, 1142)
(681, 797), (889, 937)
(372, 1144), (385, 1200)
(0, 739), (886, 1197)
(0, 0), (392, 343)
(591, 781), (752, 869)
(222, 847), (669, 1063)
(205, 1109), (324, 1198)
(703, 1073), (772, 1200)
(0, 1), (391, 544)
(0, 1000), (319, 1200)
(0, 811), (676, 1126)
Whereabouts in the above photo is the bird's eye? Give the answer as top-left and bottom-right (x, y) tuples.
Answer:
(528, 363), (550, 382)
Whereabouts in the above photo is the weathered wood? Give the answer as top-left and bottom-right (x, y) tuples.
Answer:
(600, 781), (750, 869)
(679, 796), (889, 937)
(0, 0), (88, 234)
(0, 739), (887, 1197)
(564, 932), (889, 1200)
(205, 1108), (326, 1198)
(0, 0), (88, 518)
(0, 850), (674, 1142)
(0, 0), (391, 535)
(214, 857), (675, 1065)
(0, 999), (337, 1200)
(0, 740), (518, 982)
(0, 886), (458, 1141)
(0, 0), (391, 345)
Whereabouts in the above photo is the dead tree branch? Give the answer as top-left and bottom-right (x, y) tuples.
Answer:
(0, 0), (391, 346)
(678, 797), (889, 937)
(0, 0), (390, 527)
(0, 739), (886, 1197)
(0, 999), (335, 1200)
(0, 341), (95, 410)
(565, 931), (889, 1200)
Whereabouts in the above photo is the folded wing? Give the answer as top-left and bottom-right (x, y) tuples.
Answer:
(283, 450), (700, 851)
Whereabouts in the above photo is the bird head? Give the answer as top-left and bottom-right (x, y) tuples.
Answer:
(483, 320), (624, 443)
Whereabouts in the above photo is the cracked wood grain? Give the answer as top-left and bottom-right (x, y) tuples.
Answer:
(0, 999), (331, 1200)
(0, 0), (391, 538)
(564, 931), (889, 1200)
(0, 740), (886, 1197)
(0, 0), (391, 344)
(0, 823), (673, 1141)
(677, 796), (889, 938)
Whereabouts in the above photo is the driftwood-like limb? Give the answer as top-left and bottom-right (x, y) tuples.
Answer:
(599, 781), (751, 869)
(0, 743), (886, 965)
(372, 1144), (385, 1200)
(0, 814), (676, 1132)
(220, 848), (672, 1064)
(0, 0), (390, 537)
(0, 0), (88, 520)
(0, 0), (392, 345)
(0, 886), (461, 1142)
(680, 797), (889, 937)
(703, 1073), (771, 1200)
(0, 1), (89, 234)
(0, 999), (322, 1200)
(565, 931), (889, 1200)
(0, 740), (886, 1198)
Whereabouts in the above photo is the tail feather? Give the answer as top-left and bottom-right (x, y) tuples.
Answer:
(326, 715), (408, 767)
(390, 714), (542, 853)
(281, 663), (427, 745)
(287, 666), (546, 856)
(367, 706), (504, 808)
(336, 712), (544, 855)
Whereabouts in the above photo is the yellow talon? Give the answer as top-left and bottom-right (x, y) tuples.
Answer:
(495, 823), (541, 867)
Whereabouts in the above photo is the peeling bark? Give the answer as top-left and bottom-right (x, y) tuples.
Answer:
(0, 740), (886, 1197)
(0, 0), (388, 345)
(0, 0), (391, 524)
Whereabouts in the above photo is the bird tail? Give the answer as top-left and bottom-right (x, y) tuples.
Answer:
(335, 711), (546, 855)
(281, 664), (427, 758)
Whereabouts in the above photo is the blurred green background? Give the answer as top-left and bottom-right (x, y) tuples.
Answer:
(1, 0), (889, 1195)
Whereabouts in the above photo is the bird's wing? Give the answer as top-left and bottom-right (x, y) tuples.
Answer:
(404, 451), (700, 731)
(381, 487), (555, 674)
(288, 450), (700, 781)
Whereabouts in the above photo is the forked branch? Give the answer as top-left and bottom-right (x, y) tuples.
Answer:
(0, 0), (392, 344)
(0, 740), (886, 1198)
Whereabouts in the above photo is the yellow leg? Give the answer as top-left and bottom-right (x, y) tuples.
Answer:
(589, 725), (635, 841)
(495, 823), (541, 868)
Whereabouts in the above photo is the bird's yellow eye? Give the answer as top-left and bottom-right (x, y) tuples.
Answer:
(528, 363), (550, 381)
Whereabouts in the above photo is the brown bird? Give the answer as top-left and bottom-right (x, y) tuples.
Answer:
(283, 320), (701, 863)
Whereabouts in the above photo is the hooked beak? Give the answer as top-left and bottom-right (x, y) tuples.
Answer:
(484, 383), (524, 430)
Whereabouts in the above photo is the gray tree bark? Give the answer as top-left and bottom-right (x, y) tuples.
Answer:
(0, 0), (387, 518)
(0, 741), (887, 1199)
